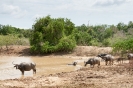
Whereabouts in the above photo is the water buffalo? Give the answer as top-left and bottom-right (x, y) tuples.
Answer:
(116, 57), (125, 64)
(127, 53), (133, 64)
(84, 57), (100, 68)
(97, 53), (108, 57)
(12, 61), (36, 75)
(68, 62), (77, 66)
(127, 53), (133, 60)
(97, 54), (114, 65)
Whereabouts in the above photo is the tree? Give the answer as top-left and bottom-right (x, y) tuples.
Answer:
(117, 22), (128, 32)
(74, 29), (92, 45)
(30, 15), (76, 54)
(128, 21), (133, 28)
(0, 25), (14, 35)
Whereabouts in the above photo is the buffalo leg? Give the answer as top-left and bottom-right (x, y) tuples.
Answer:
(105, 61), (108, 65)
(92, 65), (94, 68)
(21, 71), (24, 75)
(98, 63), (100, 68)
(109, 61), (111, 65)
(90, 64), (91, 67)
(33, 69), (36, 74)
(111, 61), (113, 65)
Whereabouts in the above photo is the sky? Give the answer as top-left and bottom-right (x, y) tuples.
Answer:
(0, 0), (133, 29)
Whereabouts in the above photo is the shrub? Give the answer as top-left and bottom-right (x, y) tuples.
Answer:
(30, 15), (76, 54)
(57, 36), (76, 52)
(112, 37), (133, 53)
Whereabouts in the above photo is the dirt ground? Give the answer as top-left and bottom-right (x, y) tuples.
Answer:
(0, 45), (133, 88)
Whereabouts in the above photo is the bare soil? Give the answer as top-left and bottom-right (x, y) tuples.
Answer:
(0, 45), (133, 88)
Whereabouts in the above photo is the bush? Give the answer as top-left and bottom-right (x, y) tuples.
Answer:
(0, 35), (29, 46)
(90, 39), (99, 46)
(0, 35), (29, 51)
(41, 42), (57, 53)
(30, 15), (76, 54)
(102, 39), (110, 47)
(112, 37), (133, 53)
(57, 37), (76, 52)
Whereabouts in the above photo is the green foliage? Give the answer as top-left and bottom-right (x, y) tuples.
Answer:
(40, 42), (57, 53)
(102, 39), (110, 47)
(30, 45), (38, 54)
(0, 24), (32, 38)
(1, 17), (133, 55)
(0, 25), (14, 35)
(0, 35), (29, 50)
(57, 36), (76, 52)
(32, 16), (64, 46)
(117, 22), (129, 32)
(103, 28), (113, 39)
(30, 15), (76, 54)
(64, 19), (75, 36)
(74, 29), (92, 45)
(30, 32), (43, 46)
(75, 24), (114, 46)
(75, 22), (133, 48)
(112, 38), (133, 53)
(76, 24), (88, 32)
(89, 39), (99, 46)
(0, 24), (31, 50)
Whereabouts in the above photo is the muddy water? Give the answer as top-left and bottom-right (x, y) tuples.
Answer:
(0, 56), (84, 80)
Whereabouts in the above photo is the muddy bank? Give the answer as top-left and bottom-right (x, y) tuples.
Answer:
(0, 45), (112, 56)
(0, 45), (30, 56)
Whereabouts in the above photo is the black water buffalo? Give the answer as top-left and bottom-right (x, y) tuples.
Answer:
(12, 61), (36, 75)
(68, 62), (77, 66)
(97, 54), (114, 65)
(84, 57), (100, 68)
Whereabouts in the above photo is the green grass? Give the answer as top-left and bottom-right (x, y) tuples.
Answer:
(0, 35), (30, 47)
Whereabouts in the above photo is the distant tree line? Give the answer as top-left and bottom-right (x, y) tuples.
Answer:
(0, 24), (33, 38)
(75, 21), (133, 54)
(0, 16), (133, 54)
(0, 24), (32, 50)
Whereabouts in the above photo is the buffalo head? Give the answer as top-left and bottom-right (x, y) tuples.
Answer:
(84, 61), (87, 66)
(12, 61), (19, 69)
(73, 62), (77, 66)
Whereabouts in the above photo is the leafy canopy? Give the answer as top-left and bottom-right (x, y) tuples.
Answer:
(30, 15), (76, 54)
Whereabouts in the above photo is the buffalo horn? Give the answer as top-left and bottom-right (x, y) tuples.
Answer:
(12, 61), (16, 65)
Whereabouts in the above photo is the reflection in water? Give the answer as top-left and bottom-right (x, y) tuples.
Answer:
(0, 56), (84, 80)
